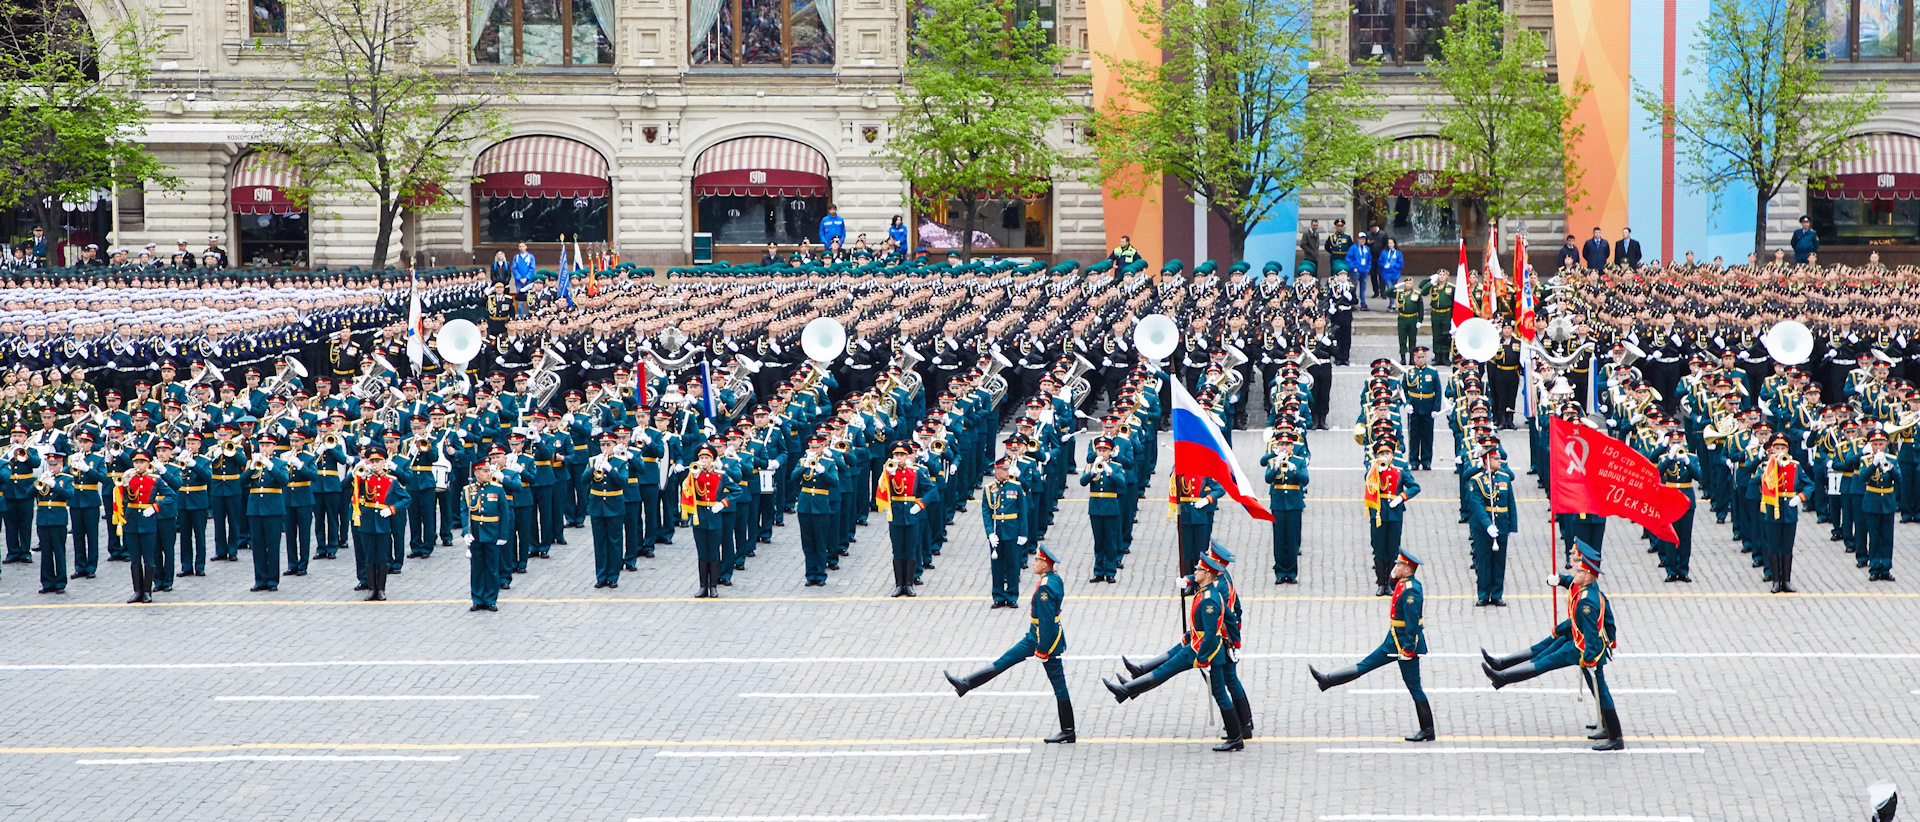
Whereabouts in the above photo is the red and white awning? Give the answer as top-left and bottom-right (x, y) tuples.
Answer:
(693, 137), (830, 198)
(473, 136), (611, 199)
(1812, 133), (1920, 200)
(1377, 136), (1476, 197)
(231, 152), (303, 215)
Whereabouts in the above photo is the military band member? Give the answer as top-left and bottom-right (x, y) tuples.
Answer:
(1858, 430), (1899, 581)
(462, 460), (506, 611)
(586, 432), (629, 588)
(982, 457), (1028, 608)
(33, 451), (73, 594)
(244, 435), (291, 592)
(791, 434), (838, 586)
(1170, 471), (1224, 576)
(1404, 347), (1441, 470)
(1261, 430), (1308, 584)
(352, 448), (400, 600)
(682, 444), (729, 599)
(1080, 435), (1127, 583)
(1310, 548), (1434, 742)
(67, 434), (106, 579)
(1655, 429), (1700, 582)
(1465, 445), (1516, 606)
(115, 452), (170, 604)
(1483, 540), (1622, 751)
(943, 543), (1075, 744)
(3, 426), (42, 564)
(1363, 439), (1420, 596)
(1758, 433), (1812, 593)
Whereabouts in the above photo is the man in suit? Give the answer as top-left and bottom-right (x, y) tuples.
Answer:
(1581, 227), (1610, 270)
(1296, 219), (1323, 279)
(1614, 227), (1644, 268)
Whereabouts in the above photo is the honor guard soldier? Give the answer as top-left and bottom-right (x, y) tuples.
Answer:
(586, 433), (629, 588)
(1483, 540), (1623, 750)
(1654, 429), (1700, 582)
(1404, 347), (1442, 470)
(681, 444), (730, 599)
(943, 543), (1075, 744)
(1859, 430), (1899, 581)
(1103, 547), (1248, 752)
(1079, 436), (1126, 583)
(33, 452), (73, 593)
(1170, 471), (1224, 576)
(1465, 445), (1516, 605)
(1310, 547), (1434, 742)
(462, 460), (506, 611)
(982, 457), (1028, 608)
(1758, 433), (1812, 593)
(1394, 277), (1424, 363)
(1261, 430), (1308, 584)
(1363, 439), (1420, 596)
(790, 435), (838, 586)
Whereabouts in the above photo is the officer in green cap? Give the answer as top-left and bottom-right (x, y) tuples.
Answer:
(943, 543), (1074, 744)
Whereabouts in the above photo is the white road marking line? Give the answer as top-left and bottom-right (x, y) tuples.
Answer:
(77, 755), (461, 765)
(212, 694), (540, 702)
(1318, 748), (1704, 756)
(2, 652), (1914, 672)
(656, 748), (1030, 759)
(740, 692), (1051, 699)
(1348, 688), (1676, 695)
(1320, 816), (1694, 822)
(630, 816), (991, 822)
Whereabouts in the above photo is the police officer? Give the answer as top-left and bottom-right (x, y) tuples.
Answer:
(943, 543), (1075, 745)
(1309, 547), (1434, 742)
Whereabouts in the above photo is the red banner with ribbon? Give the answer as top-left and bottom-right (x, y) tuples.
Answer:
(1547, 416), (1689, 543)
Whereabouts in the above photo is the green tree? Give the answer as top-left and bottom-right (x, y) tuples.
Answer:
(1423, 0), (1588, 228)
(882, 0), (1081, 261)
(0, 0), (174, 258)
(243, 0), (509, 268)
(1635, 0), (1883, 257)
(1089, 0), (1383, 262)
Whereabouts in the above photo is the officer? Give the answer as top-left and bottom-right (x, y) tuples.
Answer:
(981, 457), (1028, 608)
(1654, 429), (1700, 583)
(1261, 430), (1308, 584)
(244, 434), (290, 592)
(1422, 270), (1455, 361)
(1171, 470), (1224, 576)
(1101, 548), (1246, 752)
(1465, 445), (1516, 606)
(943, 543), (1075, 744)
(790, 435), (838, 586)
(1403, 347), (1441, 470)
(33, 452), (74, 594)
(586, 432), (629, 588)
(1308, 547), (1434, 742)
(1858, 429), (1899, 581)
(1079, 436), (1126, 583)
(462, 459), (507, 611)
(1363, 439), (1419, 596)
(1484, 540), (1622, 751)
(684, 444), (730, 598)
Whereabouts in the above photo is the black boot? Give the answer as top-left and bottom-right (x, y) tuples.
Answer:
(1590, 707), (1625, 751)
(1480, 647), (1536, 671)
(1405, 700), (1436, 742)
(1103, 669), (1170, 703)
(1211, 703), (1244, 752)
(1484, 660), (1545, 689)
(1309, 664), (1364, 692)
(1122, 651), (1172, 678)
(1044, 699), (1075, 744)
(1235, 698), (1254, 742)
(943, 666), (1003, 697)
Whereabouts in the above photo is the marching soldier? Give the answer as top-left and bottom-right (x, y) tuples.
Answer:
(943, 543), (1075, 745)
(1103, 547), (1249, 752)
(1309, 547), (1434, 742)
(1484, 540), (1623, 751)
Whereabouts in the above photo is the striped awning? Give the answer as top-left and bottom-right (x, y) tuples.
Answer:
(693, 137), (830, 198)
(230, 152), (303, 215)
(1377, 136), (1475, 197)
(473, 136), (610, 199)
(1812, 133), (1920, 200)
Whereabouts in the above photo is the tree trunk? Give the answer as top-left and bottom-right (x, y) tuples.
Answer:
(372, 197), (396, 270)
(960, 191), (977, 262)
(1224, 215), (1249, 265)
(1753, 188), (1768, 262)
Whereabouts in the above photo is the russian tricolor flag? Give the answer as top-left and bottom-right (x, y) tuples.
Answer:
(1170, 378), (1273, 522)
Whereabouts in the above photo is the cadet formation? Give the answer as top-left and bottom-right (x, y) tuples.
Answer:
(2, 247), (1916, 753)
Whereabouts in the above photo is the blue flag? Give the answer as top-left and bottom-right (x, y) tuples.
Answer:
(558, 250), (573, 309)
(699, 361), (716, 419)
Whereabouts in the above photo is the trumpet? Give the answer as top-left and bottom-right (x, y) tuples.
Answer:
(352, 461), (376, 479)
(320, 431), (343, 450)
(219, 440), (242, 458)
(5, 443), (27, 462)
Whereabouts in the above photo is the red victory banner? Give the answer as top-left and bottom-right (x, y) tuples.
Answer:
(1548, 416), (1689, 542)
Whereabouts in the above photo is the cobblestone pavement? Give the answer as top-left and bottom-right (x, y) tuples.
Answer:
(0, 332), (1913, 822)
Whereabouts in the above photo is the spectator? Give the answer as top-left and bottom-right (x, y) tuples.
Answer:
(818, 204), (846, 248)
(1557, 234), (1579, 270)
(760, 244), (783, 266)
(489, 250), (511, 287)
(888, 215), (908, 249)
(1581, 227), (1609, 270)
(1791, 215), (1819, 263)
(1614, 227), (1643, 268)
(1380, 237), (1404, 288)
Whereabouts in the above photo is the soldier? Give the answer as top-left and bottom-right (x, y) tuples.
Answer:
(116, 452), (170, 604)
(207, 424), (248, 563)
(1757, 433), (1812, 593)
(1261, 430), (1308, 584)
(67, 433), (105, 579)
(1858, 429), (1899, 582)
(943, 543), (1075, 744)
(33, 451), (73, 594)
(682, 444), (730, 598)
(244, 434), (290, 592)
(1079, 436), (1126, 583)
(3, 426), (41, 564)
(1394, 277), (1424, 363)
(982, 457), (1028, 608)
(172, 432), (211, 577)
(462, 459), (506, 611)
(586, 432), (629, 588)
(1465, 445), (1516, 606)
(1421, 269), (1455, 361)
(790, 434), (837, 586)
(1170, 471), (1224, 576)
(351, 449), (399, 600)
(1363, 439), (1420, 596)
(1483, 540), (1623, 751)
(1404, 346), (1441, 470)
(877, 443), (926, 597)
(1309, 547), (1434, 742)
(1102, 548), (1248, 752)
(624, 420), (664, 567)
(1654, 429), (1700, 583)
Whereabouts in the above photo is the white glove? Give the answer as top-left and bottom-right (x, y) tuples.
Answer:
(1430, 410), (1441, 419)
(461, 534), (473, 547)
(988, 534), (999, 547)
(713, 501), (727, 512)
(1786, 496), (1799, 508)
(768, 459), (780, 471)
(359, 436), (371, 447)
(1389, 496), (1403, 508)
(1192, 496), (1209, 508)
(465, 548), (472, 559)
(1486, 524), (1499, 537)
(380, 507), (392, 518)
(1016, 536), (1027, 545)
(497, 540), (507, 546)
(1545, 574), (1561, 588)
(143, 506), (155, 518)
(909, 504), (923, 515)
(1175, 576), (1189, 590)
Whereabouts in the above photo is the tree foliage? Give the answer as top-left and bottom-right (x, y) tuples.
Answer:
(1089, 0), (1383, 260)
(881, 0), (1081, 260)
(1423, 0), (1588, 226)
(0, 0), (174, 252)
(243, 0), (509, 268)
(1634, 0), (1883, 256)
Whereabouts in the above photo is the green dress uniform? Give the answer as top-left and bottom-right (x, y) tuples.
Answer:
(244, 455), (290, 591)
(1654, 446), (1700, 580)
(943, 546), (1074, 743)
(1261, 449), (1308, 582)
(1394, 285), (1424, 362)
(34, 469), (73, 593)
(1421, 278), (1455, 361)
(1172, 474), (1224, 576)
(1404, 365), (1441, 469)
(586, 447), (629, 587)
(789, 447), (838, 584)
(1485, 542), (1623, 750)
(1465, 466), (1516, 604)
(1079, 446), (1128, 581)
(1859, 445), (1900, 580)
(981, 474), (1027, 606)
(1310, 548), (1434, 741)
(463, 478), (508, 610)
